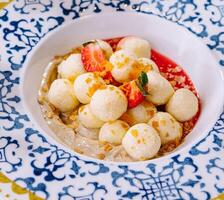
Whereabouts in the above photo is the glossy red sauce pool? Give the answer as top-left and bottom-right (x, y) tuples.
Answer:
(150, 49), (201, 138)
(106, 37), (201, 141)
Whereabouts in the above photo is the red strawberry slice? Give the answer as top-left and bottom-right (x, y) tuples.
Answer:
(120, 80), (144, 108)
(102, 71), (121, 86)
(81, 42), (106, 72)
(103, 71), (114, 83)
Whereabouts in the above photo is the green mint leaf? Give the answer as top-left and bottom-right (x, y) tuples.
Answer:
(139, 71), (148, 86)
(136, 80), (149, 96)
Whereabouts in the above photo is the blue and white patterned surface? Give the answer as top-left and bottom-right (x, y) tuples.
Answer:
(0, 0), (224, 199)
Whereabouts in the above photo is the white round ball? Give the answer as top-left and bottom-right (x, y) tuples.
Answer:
(137, 57), (159, 72)
(117, 36), (151, 58)
(166, 88), (199, 122)
(99, 120), (129, 145)
(110, 50), (137, 83)
(122, 123), (161, 160)
(146, 71), (174, 105)
(121, 101), (157, 126)
(57, 54), (85, 81)
(96, 39), (113, 59)
(74, 72), (105, 104)
(90, 85), (128, 122)
(148, 112), (182, 145)
(78, 104), (104, 129)
(48, 79), (79, 112)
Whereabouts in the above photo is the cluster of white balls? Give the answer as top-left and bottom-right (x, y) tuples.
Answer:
(47, 36), (199, 161)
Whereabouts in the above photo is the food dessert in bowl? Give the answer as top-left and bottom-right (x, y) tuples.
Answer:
(22, 13), (223, 164)
(37, 36), (200, 162)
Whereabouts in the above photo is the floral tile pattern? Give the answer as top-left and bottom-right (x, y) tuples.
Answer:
(0, 0), (223, 199)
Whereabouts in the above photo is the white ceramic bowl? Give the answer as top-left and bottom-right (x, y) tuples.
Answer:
(21, 12), (224, 163)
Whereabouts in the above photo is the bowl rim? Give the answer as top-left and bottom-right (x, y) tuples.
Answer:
(20, 11), (224, 166)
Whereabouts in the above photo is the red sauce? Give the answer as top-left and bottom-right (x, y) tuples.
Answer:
(151, 50), (197, 94)
(151, 50), (200, 138)
(105, 37), (200, 139)
(105, 37), (123, 51)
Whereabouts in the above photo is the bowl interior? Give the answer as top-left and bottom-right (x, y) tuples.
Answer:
(21, 12), (224, 163)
